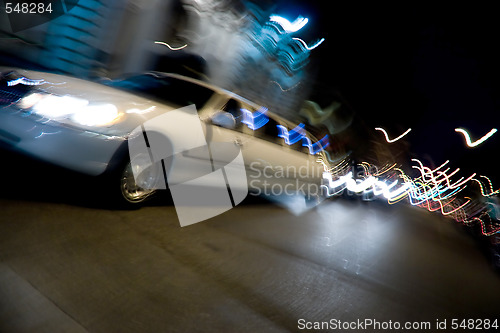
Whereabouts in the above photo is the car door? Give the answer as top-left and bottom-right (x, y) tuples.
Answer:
(202, 96), (326, 195)
(200, 95), (254, 167)
(240, 112), (325, 195)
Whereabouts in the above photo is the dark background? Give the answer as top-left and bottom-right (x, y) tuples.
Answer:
(265, 2), (499, 182)
(2, 2), (498, 182)
(1, 5), (500, 331)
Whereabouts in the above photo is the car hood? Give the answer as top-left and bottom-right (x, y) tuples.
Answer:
(1, 68), (180, 136)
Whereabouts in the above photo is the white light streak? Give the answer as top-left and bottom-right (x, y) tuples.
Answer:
(292, 37), (325, 51)
(126, 106), (157, 114)
(375, 127), (412, 143)
(269, 15), (308, 33)
(322, 171), (407, 200)
(154, 41), (187, 51)
(455, 128), (497, 147)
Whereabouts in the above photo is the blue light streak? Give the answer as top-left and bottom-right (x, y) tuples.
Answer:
(276, 122), (329, 154)
(302, 135), (330, 155)
(241, 107), (269, 130)
(7, 77), (45, 87)
(277, 123), (306, 145)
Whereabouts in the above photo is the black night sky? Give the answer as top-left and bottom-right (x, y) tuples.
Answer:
(264, 2), (500, 182)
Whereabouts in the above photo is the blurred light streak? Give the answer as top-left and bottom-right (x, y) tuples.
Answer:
(276, 123), (329, 154)
(321, 150), (352, 165)
(34, 130), (61, 139)
(322, 171), (409, 200)
(302, 135), (329, 155)
(240, 107), (269, 130)
(448, 173), (476, 189)
(464, 215), (500, 236)
(317, 155), (350, 174)
(374, 163), (398, 176)
(126, 106), (157, 114)
(270, 80), (301, 92)
(386, 185), (410, 204)
(375, 127), (412, 143)
(455, 128), (497, 147)
(472, 176), (500, 197)
(268, 15), (308, 33)
(292, 37), (325, 51)
(321, 158), (499, 235)
(277, 123), (306, 145)
(7, 77), (45, 86)
(429, 197), (471, 216)
(252, 13), (324, 74)
(154, 41), (188, 51)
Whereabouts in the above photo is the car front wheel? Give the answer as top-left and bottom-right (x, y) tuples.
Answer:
(119, 161), (157, 204)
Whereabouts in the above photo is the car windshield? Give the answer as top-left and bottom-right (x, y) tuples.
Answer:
(106, 73), (214, 110)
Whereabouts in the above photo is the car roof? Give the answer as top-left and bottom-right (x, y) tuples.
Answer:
(123, 71), (325, 145)
(147, 71), (263, 109)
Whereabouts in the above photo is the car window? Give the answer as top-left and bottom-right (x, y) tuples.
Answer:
(221, 98), (245, 132)
(106, 74), (214, 110)
(288, 138), (309, 154)
(253, 116), (280, 144)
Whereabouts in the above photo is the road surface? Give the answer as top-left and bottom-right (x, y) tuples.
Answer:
(0, 150), (499, 332)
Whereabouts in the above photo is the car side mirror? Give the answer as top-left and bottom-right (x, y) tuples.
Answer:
(211, 111), (236, 129)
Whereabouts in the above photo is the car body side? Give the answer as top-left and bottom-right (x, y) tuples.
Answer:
(0, 68), (327, 196)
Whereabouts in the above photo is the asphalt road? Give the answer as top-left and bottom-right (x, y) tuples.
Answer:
(1, 149), (499, 332)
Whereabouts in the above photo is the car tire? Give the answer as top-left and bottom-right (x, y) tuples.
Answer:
(100, 141), (158, 209)
(118, 159), (157, 205)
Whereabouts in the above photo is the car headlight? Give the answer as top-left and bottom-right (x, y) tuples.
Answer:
(18, 92), (122, 127)
(70, 103), (121, 126)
